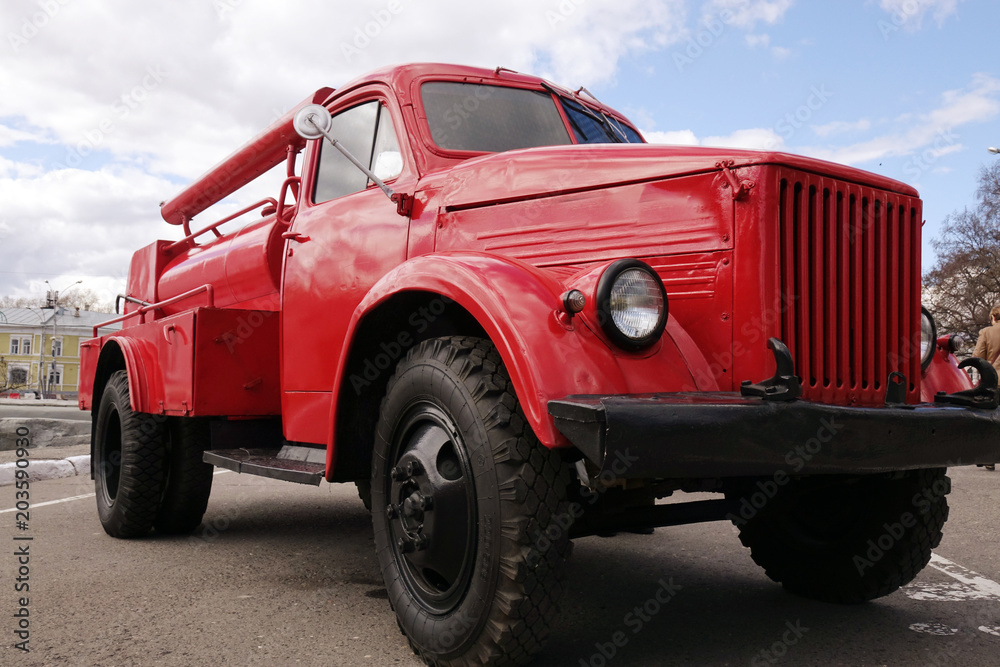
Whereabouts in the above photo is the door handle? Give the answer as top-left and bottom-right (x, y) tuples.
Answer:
(281, 231), (311, 243)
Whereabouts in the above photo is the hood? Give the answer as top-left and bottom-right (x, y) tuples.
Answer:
(420, 143), (918, 210)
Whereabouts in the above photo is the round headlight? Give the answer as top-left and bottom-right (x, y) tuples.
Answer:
(920, 307), (936, 370)
(596, 259), (668, 350)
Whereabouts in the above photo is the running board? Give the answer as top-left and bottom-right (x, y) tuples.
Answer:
(203, 445), (326, 485)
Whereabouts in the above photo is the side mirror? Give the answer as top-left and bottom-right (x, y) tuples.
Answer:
(292, 104), (332, 140)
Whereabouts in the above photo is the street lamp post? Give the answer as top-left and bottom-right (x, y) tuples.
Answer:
(41, 279), (82, 397)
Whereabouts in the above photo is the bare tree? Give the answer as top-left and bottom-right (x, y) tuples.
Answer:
(924, 161), (1000, 342)
(0, 295), (42, 309)
(0, 289), (115, 313)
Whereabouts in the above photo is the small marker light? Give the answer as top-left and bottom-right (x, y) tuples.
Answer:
(562, 289), (586, 314)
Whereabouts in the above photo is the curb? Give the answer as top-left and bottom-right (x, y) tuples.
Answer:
(0, 398), (79, 407)
(0, 455), (90, 486)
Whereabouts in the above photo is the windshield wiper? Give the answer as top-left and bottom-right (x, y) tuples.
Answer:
(543, 82), (624, 143)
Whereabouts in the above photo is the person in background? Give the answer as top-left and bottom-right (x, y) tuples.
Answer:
(973, 305), (1000, 470)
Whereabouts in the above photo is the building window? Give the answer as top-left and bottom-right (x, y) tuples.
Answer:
(9, 336), (31, 356)
(52, 338), (62, 357)
(9, 364), (28, 387)
(48, 365), (62, 387)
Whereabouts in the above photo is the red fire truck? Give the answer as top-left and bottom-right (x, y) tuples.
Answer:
(79, 63), (1000, 665)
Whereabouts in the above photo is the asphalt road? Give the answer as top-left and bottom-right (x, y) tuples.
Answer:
(3, 465), (998, 666)
(0, 404), (89, 421)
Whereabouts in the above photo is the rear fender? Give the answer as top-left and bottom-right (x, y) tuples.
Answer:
(328, 252), (700, 474)
(93, 336), (161, 414)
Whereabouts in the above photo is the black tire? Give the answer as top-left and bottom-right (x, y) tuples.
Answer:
(155, 417), (214, 534)
(726, 468), (950, 603)
(94, 370), (168, 538)
(372, 337), (571, 666)
(355, 479), (373, 512)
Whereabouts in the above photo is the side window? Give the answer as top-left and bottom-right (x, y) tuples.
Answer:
(371, 107), (402, 182)
(313, 100), (402, 204)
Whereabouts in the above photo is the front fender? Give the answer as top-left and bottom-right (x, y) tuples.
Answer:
(921, 346), (975, 401)
(330, 252), (700, 455)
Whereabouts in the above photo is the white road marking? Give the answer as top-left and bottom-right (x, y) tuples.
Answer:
(0, 469), (228, 513)
(0, 492), (95, 513)
(213, 469), (231, 475)
(980, 627), (1000, 637)
(905, 553), (1000, 602)
(909, 623), (959, 635)
(926, 554), (1000, 599)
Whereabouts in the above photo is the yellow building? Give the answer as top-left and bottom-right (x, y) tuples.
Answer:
(0, 307), (120, 398)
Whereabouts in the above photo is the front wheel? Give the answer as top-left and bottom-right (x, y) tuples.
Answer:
(94, 370), (168, 538)
(372, 337), (571, 666)
(727, 468), (950, 603)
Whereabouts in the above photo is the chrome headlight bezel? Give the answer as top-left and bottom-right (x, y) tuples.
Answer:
(920, 306), (937, 370)
(595, 259), (669, 351)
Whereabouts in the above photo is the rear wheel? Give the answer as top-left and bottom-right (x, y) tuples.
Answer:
(94, 370), (168, 538)
(155, 417), (214, 534)
(372, 337), (571, 666)
(727, 469), (949, 603)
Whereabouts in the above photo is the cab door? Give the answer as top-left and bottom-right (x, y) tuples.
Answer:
(280, 93), (412, 445)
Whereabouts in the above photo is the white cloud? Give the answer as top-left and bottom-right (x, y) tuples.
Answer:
(0, 124), (51, 147)
(703, 128), (786, 150)
(703, 0), (794, 29)
(797, 74), (999, 166)
(0, 0), (690, 297)
(745, 33), (771, 48)
(812, 119), (873, 137)
(878, 0), (963, 29)
(0, 163), (178, 302)
(643, 130), (701, 145)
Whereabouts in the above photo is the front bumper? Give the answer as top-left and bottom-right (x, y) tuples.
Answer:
(548, 392), (1000, 479)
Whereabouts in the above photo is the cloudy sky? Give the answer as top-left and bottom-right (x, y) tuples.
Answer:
(1, 0), (997, 304)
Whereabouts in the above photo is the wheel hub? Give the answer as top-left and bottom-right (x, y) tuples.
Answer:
(386, 409), (475, 613)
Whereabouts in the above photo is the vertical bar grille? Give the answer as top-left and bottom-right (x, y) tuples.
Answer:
(777, 170), (921, 405)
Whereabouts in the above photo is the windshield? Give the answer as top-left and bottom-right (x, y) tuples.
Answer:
(558, 95), (644, 144)
(422, 82), (572, 152)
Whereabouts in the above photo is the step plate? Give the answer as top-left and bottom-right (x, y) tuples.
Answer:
(204, 448), (325, 486)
